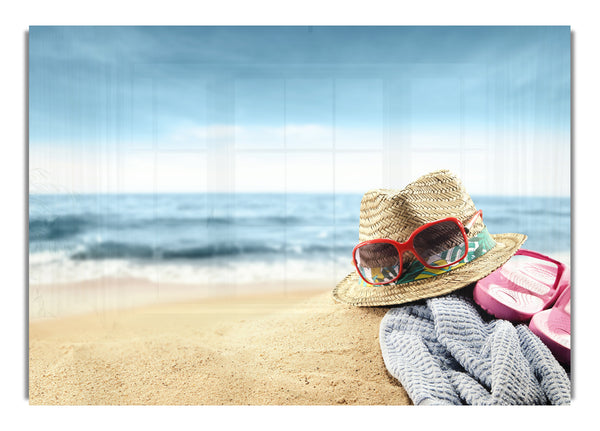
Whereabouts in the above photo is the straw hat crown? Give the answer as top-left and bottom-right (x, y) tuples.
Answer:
(359, 169), (484, 244)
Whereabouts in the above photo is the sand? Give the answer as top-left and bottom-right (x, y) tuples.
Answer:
(28, 281), (411, 405)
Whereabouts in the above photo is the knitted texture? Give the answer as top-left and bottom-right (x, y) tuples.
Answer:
(380, 294), (571, 405)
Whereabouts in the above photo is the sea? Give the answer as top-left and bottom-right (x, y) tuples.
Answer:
(29, 193), (571, 289)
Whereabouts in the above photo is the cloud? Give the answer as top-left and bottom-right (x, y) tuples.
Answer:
(29, 125), (570, 196)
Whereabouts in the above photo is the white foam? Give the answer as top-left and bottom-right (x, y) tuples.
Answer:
(28, 250), (69, 265)
(28, 253), (349, 287)
(28, 255), (350, 319)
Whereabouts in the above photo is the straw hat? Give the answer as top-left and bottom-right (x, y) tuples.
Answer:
(333, 170), (527, 307)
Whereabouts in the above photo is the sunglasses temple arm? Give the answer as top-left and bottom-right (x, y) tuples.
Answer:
(464, 209), (483, 233)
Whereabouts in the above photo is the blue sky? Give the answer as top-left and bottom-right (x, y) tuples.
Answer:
(29, 26), (571, 195)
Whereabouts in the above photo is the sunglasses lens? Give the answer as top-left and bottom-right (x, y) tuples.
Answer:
(413, 220), (467, 267)
(355, 243), (400, 284)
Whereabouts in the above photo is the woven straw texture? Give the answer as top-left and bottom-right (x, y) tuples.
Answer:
(333, 170), (527, 307)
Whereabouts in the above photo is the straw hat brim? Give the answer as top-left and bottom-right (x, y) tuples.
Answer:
(333, 232), (527, 307)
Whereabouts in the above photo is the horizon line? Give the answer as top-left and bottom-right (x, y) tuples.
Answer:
(28, 191), (571, 198)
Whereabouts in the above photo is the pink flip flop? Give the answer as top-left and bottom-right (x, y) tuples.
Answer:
(473, 249), (570, 322)
(529, 286), (571, 364)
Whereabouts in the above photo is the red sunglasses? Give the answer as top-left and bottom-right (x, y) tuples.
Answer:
(352, 210), (483, 286)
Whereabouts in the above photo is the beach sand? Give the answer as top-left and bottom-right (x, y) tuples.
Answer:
(29, 280), (411, 405)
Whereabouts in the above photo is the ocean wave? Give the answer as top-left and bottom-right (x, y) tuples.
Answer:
(161, 244), (283, 259)
(70, 242), (155, 260)
(139, 215), (310, 227)
(69, 241), (353, 261)
(29, 214), (338, 241)
(28, 193), (571, 285)
(29, 215), (90, 241)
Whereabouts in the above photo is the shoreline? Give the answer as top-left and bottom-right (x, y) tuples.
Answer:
(29, 246), (571, 321)
(29, 283), (410, 405)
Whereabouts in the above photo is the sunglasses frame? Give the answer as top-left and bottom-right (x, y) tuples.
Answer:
(352, 210), (483, 286)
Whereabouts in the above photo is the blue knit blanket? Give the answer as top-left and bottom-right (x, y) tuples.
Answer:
(380, 294), (571, 405)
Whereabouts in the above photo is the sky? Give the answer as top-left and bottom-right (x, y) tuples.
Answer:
(28, 26), (571, 195)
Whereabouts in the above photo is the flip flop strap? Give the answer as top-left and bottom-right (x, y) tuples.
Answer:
(514, 249), (566, 293)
